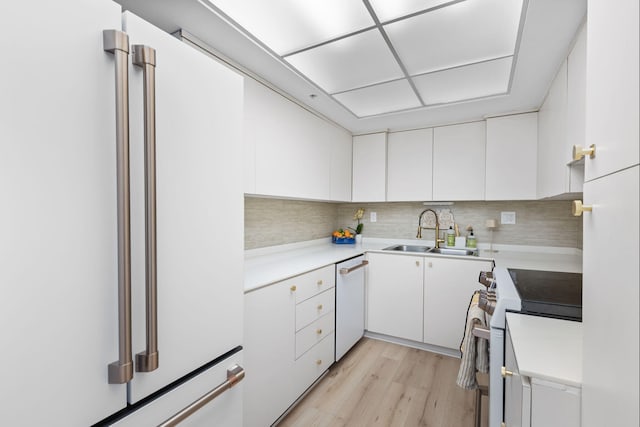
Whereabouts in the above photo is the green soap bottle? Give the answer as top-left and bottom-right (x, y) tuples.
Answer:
(446, 226), (455, 246)
(466, 231), (477, 248)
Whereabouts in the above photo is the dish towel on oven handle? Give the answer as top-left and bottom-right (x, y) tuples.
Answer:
(456, 290), (489, 390)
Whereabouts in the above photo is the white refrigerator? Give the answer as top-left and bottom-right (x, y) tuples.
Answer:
(0, 1), (244, 425)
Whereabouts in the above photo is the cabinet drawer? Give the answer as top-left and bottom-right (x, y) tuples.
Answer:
(296, 288), (335, 331)
(293, 332), (335, 398)
(290, 265), (335, 303)
(295, 312), (335, 359)
(111, 351), (243, 426)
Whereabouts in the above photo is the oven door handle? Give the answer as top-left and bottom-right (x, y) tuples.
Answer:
(472, 325), (490, 340)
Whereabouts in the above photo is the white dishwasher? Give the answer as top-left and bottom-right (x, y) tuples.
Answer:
(335, 255), (368, 361)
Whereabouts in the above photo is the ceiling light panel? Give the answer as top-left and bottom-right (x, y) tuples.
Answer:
(384, 0), (523, 75)
(333, 79), (422, 117)
(203, 0), (374, 55)
(413, 56), (513, 105)
(286, 29), (405, 94)
(369, 0), (458, 22)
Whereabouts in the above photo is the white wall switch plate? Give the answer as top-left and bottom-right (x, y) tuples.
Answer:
(501, 211), (516, 224)
(370, 212), (377, 223)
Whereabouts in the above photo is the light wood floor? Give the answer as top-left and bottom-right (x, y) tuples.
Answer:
(279, 338), (488, 427)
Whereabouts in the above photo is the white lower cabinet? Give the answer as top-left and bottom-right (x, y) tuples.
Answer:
(504, 318), (581, 427)
(367, 252), (491, 351)
(504, 328), (531, 427)
(243, 265), (335, 427)
(423, 257), (493, 350)
(293, 332), (335, 398)
(581, 165), (639, 426)
(366, 253), (424, 342)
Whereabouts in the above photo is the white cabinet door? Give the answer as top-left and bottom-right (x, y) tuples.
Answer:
(581, 165), (639, 427)
(124, 12), (244, 403)
(366, 253), (423, 342)
(244, 282), (296, 427)
(387, 128), (433, 201)
(504, 327), (531, 427)
(0, 1), (126, 425)
(243, 79), (259, 194)
(530, 379), (580, 427)
(584, 0), (639, 181)
(567, 24), (587, 194)
(423, 258), (492, 349)
(328, 124), (353, 202)
(485, 113), (538, 200)
(352, 133), (387, 202)
(247, 79), (344, 201)
(537, 60), (569, 199)
(433, 122), (486, 201)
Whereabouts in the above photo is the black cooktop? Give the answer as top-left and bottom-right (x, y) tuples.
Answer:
(508, 268), (583, 321)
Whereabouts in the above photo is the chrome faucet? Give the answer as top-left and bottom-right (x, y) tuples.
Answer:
(416, 209), (445, 248)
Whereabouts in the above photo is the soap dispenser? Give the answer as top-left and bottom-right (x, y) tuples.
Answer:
(466, 230), (477, 248)
(446, 226), (455, 247)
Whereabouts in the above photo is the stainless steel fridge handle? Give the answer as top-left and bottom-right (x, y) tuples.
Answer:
(339, 260), (369, 275)
(104, 29), (134, 385)
(157, 365), (245, 427)
(132, 45), (159, 373)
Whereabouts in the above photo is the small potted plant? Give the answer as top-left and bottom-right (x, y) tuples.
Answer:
(351, 208), (365, 243)
(352, 208), (365, 234)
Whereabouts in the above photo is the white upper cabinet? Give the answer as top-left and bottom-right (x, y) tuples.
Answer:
(327, 124), (353, 202)
(537, 24), (589, 199)
(352, 132), (387, 202)
(387, 128), (433, 201)
(486, 113), (538, 200)
(537, 60), (569, 199)
(243, 79), (259, 194)
(567, 24), (587, 168)
(433, 121), (486, 200)
(245, 78), (350, 201)
(584, 2), (639, 181)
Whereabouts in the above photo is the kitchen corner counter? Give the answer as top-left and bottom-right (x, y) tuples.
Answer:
(506, 312), (583, 387)
(244, 239), (367, 292)
(244, 238), (582, 292)
(480, 246), (582, 273)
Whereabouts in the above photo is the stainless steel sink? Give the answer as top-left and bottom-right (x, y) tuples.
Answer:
(427, 247), (478, 256)
(383, 244), (432, 253)
(382, 244), (478, 256)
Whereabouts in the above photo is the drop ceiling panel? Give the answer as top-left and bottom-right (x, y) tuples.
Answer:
(201, 0), (374, 55)
(333, 79), (421, 117)
(384, 0), (523, 75)
(369, 0), (458, 22)
(414, 56), (513, 105)
(115, 0), (587, 134)
(286, 29), (405, 94)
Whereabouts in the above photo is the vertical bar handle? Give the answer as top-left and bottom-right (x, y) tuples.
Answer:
(132, 45), (159, 373)
(104, 29), (134, 384)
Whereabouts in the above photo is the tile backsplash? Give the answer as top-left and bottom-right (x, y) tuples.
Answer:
(244, 197), (338, 250)
(245, 197), (583, 250)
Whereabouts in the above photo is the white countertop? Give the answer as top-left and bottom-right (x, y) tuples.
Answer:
(506, 312), (583, 387)
(244, 238), (582, 292)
